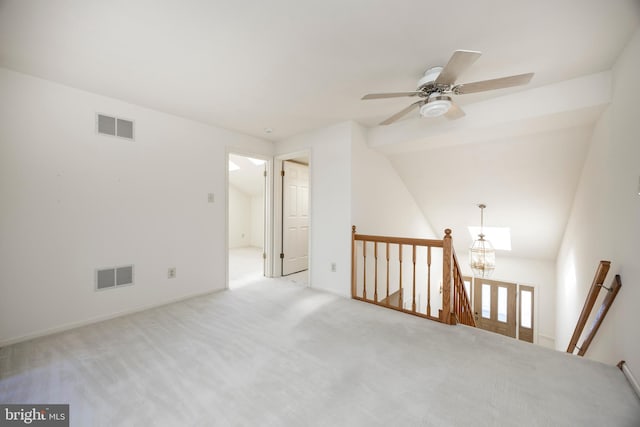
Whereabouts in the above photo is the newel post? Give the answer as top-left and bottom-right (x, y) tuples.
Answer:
(351, 225), (357, 298)
(442, 229), (455, 325)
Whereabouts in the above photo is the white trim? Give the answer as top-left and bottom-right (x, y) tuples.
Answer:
(537, 333), (556, 349)
(0, 289), (223, 347)
(620, 361), (640, 399)
(225, 149), (274, 287)
(537, 333), (555, 340)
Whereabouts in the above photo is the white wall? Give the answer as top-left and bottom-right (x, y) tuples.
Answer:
(556, 28), (640, 370)
(0, 67), (272, 345)
(351, 123), (436, 238)
(228, 185), (251, 248)
(457, 253), (556, 348)
(250, 194), (264, 248)
(274, 120), (440, 302)
(351, 120), (557, 341)
(352, 122), (442, 311)
(275, 122), (352, 296)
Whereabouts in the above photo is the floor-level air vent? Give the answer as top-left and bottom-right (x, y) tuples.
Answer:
(95, 265), (134, 291)
(96, 113), (135, 140)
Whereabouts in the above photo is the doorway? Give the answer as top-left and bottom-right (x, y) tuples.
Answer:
(227, 153), (269, 288)
(281, 159), (309, 275)
(470, 277), (536, 343)
(274, 153), (310, 280)
(473, 278), (517, 338)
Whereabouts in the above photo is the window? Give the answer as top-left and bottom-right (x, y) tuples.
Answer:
(497, 287), (507, 322)
(521, 290), (532, 328)
(482, 284), (491, 319)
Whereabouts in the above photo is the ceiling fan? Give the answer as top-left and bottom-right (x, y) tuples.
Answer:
(362, 50), (534, 125)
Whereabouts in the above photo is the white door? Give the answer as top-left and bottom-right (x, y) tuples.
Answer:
(282, 160), (309, 275)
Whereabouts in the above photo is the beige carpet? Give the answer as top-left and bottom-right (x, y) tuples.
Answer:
(1, 277), (638, 426)
(229, 246), (265, 289)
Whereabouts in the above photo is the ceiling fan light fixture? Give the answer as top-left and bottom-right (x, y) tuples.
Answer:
(420, 94), (452, 118)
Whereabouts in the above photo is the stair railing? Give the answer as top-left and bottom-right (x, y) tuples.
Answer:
(566, 260), (622, 356)
(351, 226), (475, 327)
(451, 248), (475, 326)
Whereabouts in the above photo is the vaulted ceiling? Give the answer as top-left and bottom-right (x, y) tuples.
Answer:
(1, 0), (639, 261)
(229, 154), (266, 197)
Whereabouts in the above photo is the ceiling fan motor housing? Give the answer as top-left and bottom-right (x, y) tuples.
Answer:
(418, 66), (443, 89)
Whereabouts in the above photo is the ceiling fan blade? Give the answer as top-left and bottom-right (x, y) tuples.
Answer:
(444, 101), (465, 120)
(435, 50), (482, 86)
(454, 72), (534, 94)
(362, 91), (422, 100)
(380, 101), (422, 125)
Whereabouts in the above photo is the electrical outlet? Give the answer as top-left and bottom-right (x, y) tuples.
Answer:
(168, 268), (176, 279)
(331, 262), (336, 272)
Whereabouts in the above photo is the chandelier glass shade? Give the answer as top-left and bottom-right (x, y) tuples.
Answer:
(469, 204), (496, 278)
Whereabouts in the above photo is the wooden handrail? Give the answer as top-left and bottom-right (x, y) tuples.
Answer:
(566, 260), (611, 354)
(351, 226), (475, 328)
(353, 233), (443, 247)
(577, 274), (622, 356)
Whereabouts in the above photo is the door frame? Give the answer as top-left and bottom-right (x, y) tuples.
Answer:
(273, 150), (311, 279)
(473, 278), (517, 338)
(225, 149), (274, 288)
(518, 284), (535, 343)
(467, 276), (539, 344)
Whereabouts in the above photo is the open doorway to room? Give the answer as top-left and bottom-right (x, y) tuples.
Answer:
(227, 153), (270, 289)
(274, 152), (310, 286)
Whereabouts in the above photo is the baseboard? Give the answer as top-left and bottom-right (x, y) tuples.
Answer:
(312, 285), (350, 299)
(618, 361), (640, 399)
(537, 333), (556, 349)
(0, 288), (224, 348)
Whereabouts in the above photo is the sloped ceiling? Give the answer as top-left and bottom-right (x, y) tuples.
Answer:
(1, 0), (638, 261)
(229, 154), (265, 197)
(389, 125), (595, 260)
(0, 0), (637, 140)
(375, 72), (612, 260)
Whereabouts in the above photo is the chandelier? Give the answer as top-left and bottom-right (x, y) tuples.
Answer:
(469, 204), (495, 278)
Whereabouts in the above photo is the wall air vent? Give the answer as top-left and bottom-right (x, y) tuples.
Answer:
(95, 265), (134, 291)
(96, 113), (135, 140)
